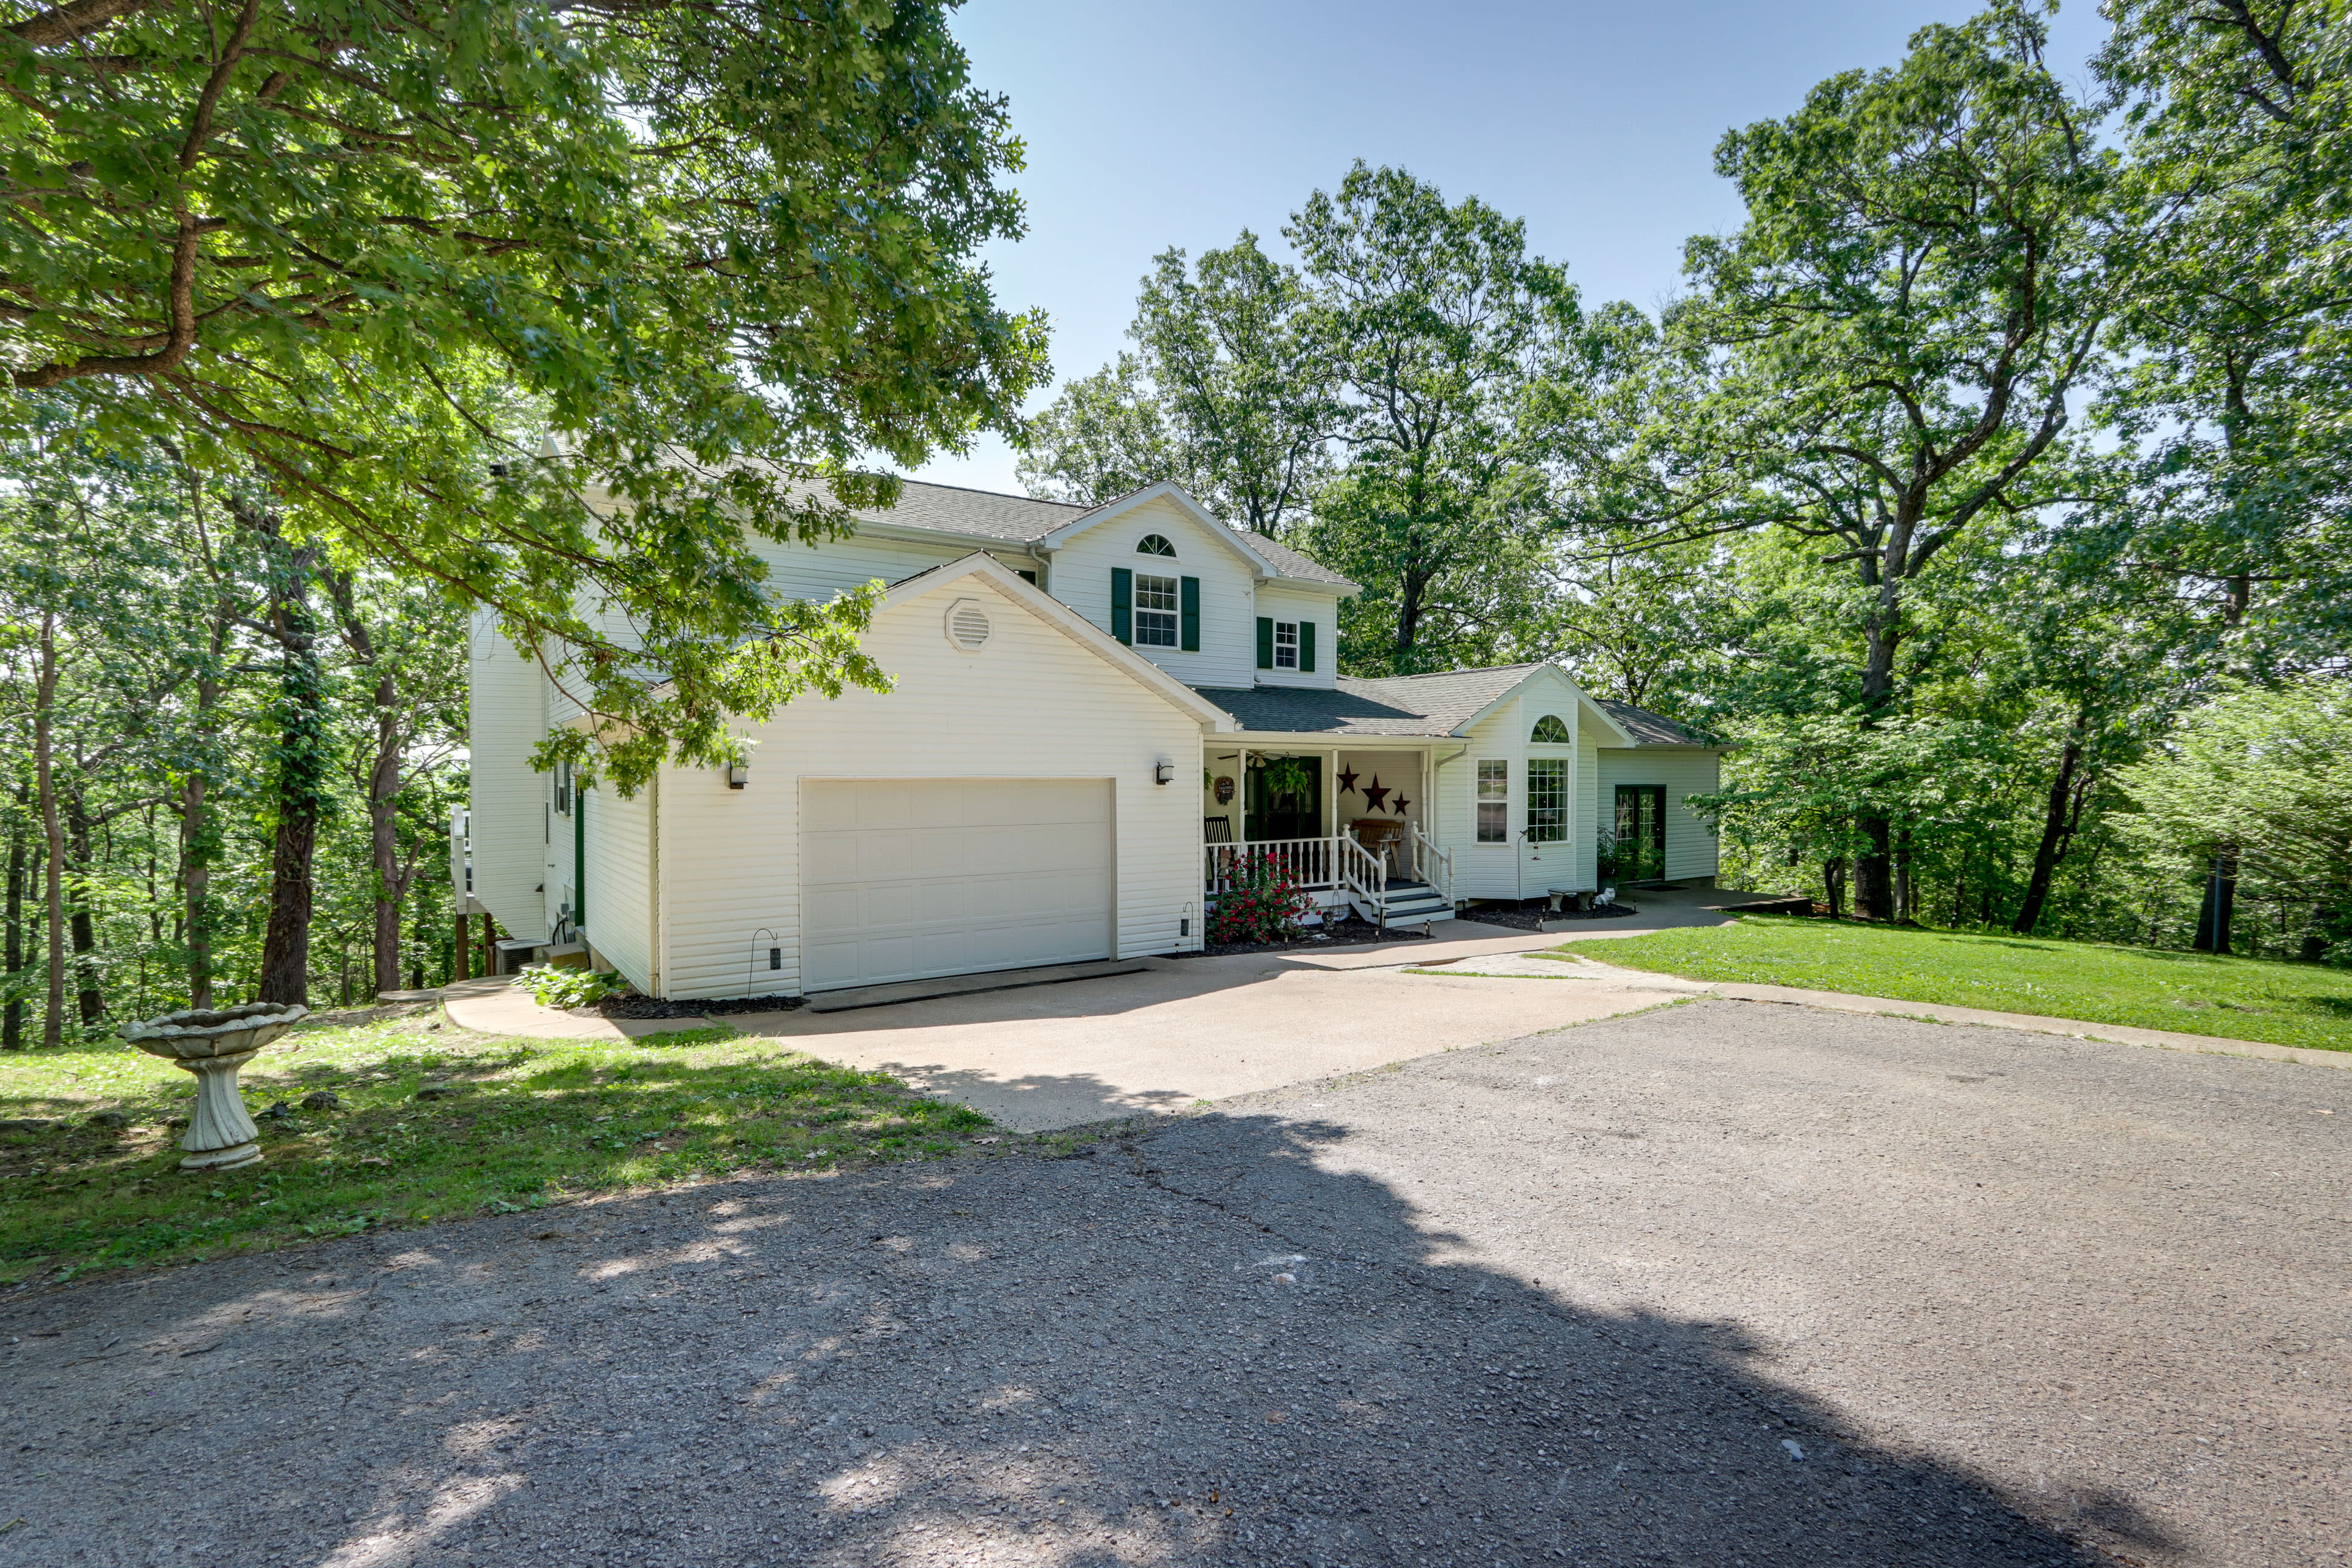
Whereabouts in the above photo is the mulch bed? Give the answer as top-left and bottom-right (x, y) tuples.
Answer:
(1456, 900), (1639, 932)
(1195, 914), (1405, 957)
(598, 992), (806, 1019)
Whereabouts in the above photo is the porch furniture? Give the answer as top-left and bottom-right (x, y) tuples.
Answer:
(1204, 816), (1234, 845)
(1350, 817), (1407, 874)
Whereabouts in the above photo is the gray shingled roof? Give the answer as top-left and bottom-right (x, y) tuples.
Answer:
(835, 478), (1085, 541)
(1595, 698), (1718, 747)
(1189, 666), (1724, 744)
(1191, 664), (1548, 737)
(1237, 532), (1352, 587)
(826, 478), (1354, 587)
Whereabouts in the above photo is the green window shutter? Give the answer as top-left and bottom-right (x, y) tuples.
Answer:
(1180, 576), (1200, 652)
(1299, 619), (1316, 674)
(1256, 617), (1273, 669)
(1110, 567), (1133, 644)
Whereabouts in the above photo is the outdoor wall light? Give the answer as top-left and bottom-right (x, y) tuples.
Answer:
(727, 763), (749, 790)
(1154, 758), (1175, 785)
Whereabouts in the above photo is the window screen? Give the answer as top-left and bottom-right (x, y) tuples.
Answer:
(1527, 757), (1566, 842)
(1134, 572), (1180, 647)
(1477, 759), (1508, 842)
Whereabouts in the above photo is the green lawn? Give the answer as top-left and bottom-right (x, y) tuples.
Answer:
(1549, 916), (2352, 1052)
(0, 1006), (1000, 1286)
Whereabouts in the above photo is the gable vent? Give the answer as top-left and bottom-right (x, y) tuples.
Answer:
(944, 598), (992, 652)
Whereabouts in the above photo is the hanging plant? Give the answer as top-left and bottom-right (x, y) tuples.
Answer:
(1261, 756), (1316, 809)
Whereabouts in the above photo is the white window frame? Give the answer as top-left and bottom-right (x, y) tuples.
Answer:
(1133, 571), (1180, 647)
(1476, 759), (1509, 843)
(1273, 620), (1300, 669)
(554, 761), (573, 816)
(1526, 756), (1566, 842)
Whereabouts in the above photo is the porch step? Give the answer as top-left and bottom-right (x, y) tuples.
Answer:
(1355, 878), (1453, 933)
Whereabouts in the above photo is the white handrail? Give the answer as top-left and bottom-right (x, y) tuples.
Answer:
(1410, 824), (1453, 908)
(1335, 833), (1388, 931)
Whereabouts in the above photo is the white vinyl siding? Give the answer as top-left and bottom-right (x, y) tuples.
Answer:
(1050, 497), (1255, 687)
(465, 612), (549, 942)
(1250, 584), (1340, 690)
(801, 779), (1112, 990)
(745, 529), (1030, 607)
(648, 575), (1204, 1000)
(1596, 747), (1722, 884)
(582, 776), (655, 992)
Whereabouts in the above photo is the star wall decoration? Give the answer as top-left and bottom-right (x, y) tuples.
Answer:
(1361, 776), (1389, 812)
(1392, 796), (1411, 815)
(1336, 766), (1360, 795)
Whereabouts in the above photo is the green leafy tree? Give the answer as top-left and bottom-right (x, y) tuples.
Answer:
(2097, 0), (2352, 669)
(1292, 164), (1579, 675)
(1665, 4), (2115, 918)
(1020, 235), (1333, 534)
(2, 0), (1046, 790)
(2120, 680), (2352, 961)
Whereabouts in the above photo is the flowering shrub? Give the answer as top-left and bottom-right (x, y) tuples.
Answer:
(1208, 853), (1313, 944)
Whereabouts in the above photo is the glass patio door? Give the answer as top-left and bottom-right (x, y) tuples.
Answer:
(1612, 785), (1667, 884)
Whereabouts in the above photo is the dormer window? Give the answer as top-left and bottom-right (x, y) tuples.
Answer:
(1530, 714), (1570, 744)
(1136, 534), (1177, 557)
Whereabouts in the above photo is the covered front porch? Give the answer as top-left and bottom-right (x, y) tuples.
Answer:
(1202, 742), (1456, 930)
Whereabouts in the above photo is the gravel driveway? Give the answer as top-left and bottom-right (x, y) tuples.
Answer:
(4, 998), (2342, 1567)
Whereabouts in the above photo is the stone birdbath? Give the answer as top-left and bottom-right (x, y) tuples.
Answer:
(121, 1001), (309, 1173)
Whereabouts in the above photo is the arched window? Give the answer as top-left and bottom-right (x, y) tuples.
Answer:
(1136, 534), (1177, 557)
(1530, 714), (1571, 744)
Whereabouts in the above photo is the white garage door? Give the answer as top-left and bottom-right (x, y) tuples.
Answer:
(801, 779), (1114, 992)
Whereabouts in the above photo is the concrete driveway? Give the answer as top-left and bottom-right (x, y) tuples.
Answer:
(5, 1000), (2341, 1567)
(448, 899), (1755, 1131)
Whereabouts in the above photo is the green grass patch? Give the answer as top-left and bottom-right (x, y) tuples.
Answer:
(1548, 916), (2352, 1052)
(0, 1006), (994, 1285)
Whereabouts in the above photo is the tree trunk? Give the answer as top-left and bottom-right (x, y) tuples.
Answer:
(179, 771), (214, 1009)
(2011, 722), (2087, 936)
(64, 793), (103, 1026)
(4, 788), (26, 1050)
(1852, 613), (1902, 922)
(2192, 849), (2237, 955)
(368, 673), (403, 997)
(34, 614), (67, 1049)
(2301, 905), (2343, 963)
(1823, 858), (1846, 921)
(255, 537), (331, 1008)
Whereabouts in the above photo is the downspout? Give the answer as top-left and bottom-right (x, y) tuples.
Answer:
(1431, 746), (1467, 908)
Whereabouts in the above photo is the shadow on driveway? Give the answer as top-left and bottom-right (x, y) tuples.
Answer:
(0, 1087), (2162, 1567)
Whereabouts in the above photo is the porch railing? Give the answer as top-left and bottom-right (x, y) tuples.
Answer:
(1409, 824), (1454, 908)
(1206, 833), (1394, 929)
(1335, 833), (1389, 931)
(1205, 836), (1337, 898)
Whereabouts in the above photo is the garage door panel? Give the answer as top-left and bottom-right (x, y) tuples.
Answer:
(802, 780), (1114, 992)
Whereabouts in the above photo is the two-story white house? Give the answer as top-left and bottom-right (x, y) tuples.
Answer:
(465, 480), (1721, 1000)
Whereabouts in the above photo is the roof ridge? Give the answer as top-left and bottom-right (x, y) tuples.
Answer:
(884, 476), (1090, 509)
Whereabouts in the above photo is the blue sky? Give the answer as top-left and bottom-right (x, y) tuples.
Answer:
(906, 0), (2111, 494)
